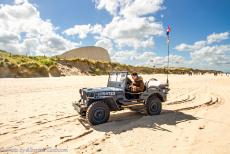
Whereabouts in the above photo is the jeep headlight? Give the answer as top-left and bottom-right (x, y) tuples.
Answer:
(87, 92), (95, 97)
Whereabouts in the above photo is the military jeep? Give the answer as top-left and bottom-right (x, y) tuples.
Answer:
(73, 71), (169, 125)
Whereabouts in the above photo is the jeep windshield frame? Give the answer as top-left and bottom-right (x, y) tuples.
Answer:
(107, 72), (128, 90)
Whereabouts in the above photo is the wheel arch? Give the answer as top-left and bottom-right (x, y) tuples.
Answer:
(88, 97), (119, 111)
(146, 93), (163, 103)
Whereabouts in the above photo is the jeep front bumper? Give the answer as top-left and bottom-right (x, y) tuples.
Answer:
(72, 99), (87, 115)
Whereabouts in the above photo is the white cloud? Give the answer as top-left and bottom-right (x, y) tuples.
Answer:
(14, 0), (27, 5)
(102, 16), (163, 49)
(147, 55), (185, 67)
(22, 38), (39, 53)
(92, 0), (165, 65)
(94, 0), (121, 16)
(0, 30), (21, 53)
(175, 43), (191, 52)
(175, 40), (207, 52)
(175, 32), (230, 52)
(120, 0), (164, 17)
(190, 45), (230, 65)
(63, 24), (103, 39)
(207, 32), (229, 44)
(111, 50), (136, 63)
(111, 51), (156, 63)
(94, 37), (115, 55)
(0, 1), (78, 55)
(133, 51), (155, 61)
(94, 0), (164, 17)
(63, 0), (165, 63)
(140, 37), (155, 48)
(93, 0), (164, 49)
(91, 24), (103, 34)
(95, 37), (113, 51)
(63, 24), (91, 39)
(111, 50), (185, 67)
(175, 32), (230, 70)
(39, 33), (78, 55)
(0, 30), (20, 44)
(0, 30), (21, 54)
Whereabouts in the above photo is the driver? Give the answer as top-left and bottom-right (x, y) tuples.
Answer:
(130, 72), (145, 93)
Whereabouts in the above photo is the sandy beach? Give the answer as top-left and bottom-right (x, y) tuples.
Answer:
(0, 74), (230, 154)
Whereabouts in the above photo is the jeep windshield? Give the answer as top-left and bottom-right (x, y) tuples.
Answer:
(107, 72), (128, 89)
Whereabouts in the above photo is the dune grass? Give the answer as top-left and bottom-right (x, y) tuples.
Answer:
(0, 51), (56, 68)
(0, 50), (223, 77)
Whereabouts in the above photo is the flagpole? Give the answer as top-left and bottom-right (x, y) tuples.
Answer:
(167, 39), (169, 85)
(166, 25), (171, 85)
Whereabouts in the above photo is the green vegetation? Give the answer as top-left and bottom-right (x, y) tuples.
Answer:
(0, 50), (223, 78)
(57, 58), (222, 75)
(0, 51), (56, 67)
(0, 50), (52, 77)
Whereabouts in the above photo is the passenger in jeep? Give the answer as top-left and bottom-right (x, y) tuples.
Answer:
(130, 72), (145, 93)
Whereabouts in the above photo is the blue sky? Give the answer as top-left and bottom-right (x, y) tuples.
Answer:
(0, 0), (230, 72)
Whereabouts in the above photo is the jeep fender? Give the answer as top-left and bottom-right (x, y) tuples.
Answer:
(88, 97), (120, 111)
(141, 92), (165, 103)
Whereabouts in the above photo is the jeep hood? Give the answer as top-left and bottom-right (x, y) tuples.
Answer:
(82, 87), (123, 93)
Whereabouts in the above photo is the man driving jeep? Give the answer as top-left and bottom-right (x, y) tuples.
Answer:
(130, 72), (145, 93)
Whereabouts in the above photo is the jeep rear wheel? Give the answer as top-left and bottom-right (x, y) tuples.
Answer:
(146, 95), (162, 115)
(86, 101), (110, 125)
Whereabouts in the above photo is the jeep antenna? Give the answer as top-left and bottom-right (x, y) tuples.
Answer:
(166, 25), (171, 85)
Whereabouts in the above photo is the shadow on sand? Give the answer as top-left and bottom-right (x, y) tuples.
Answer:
(92, 110), (198, 134)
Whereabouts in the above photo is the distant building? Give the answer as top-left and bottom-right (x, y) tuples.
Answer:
(58, 46), (111, 62)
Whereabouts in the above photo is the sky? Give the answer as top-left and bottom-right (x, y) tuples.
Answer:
(0, 0), (230, 72)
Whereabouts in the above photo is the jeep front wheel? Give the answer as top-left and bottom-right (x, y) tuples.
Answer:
(86, 101), (110, 125)
(146, 96), (162, 115)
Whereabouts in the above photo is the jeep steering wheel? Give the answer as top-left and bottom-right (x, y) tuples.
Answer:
(125, 77), (132, 91)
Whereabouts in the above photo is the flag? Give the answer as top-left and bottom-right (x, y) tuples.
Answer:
(166, 26), (171, 44)
(166, 26), (171, 36)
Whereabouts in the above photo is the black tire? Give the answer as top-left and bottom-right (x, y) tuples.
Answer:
(80, 112), (86, 117)
(145, 95), (162, 115)
(86, 101), (110, 125)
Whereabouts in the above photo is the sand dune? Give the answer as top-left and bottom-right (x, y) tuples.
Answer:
(58, 46), (111, 62)
(0, 75), (230, 153)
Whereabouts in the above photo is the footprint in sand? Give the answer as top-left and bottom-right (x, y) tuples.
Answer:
(16, 121), (24, 124)
(0, 132), (9, 135)
(29, 116), (36, 118)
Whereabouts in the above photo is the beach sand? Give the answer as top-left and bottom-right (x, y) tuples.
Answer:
(0, 74), (230, 153)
